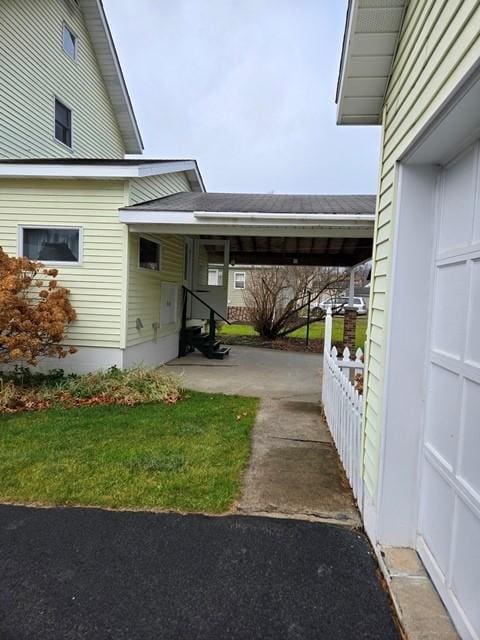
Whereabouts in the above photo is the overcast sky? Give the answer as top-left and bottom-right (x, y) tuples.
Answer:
(103, 0), (381, 195)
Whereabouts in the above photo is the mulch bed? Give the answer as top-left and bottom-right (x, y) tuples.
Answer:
(220, 334), (325, 353)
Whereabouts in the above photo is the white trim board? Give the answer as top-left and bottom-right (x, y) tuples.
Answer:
(0, 161), (200, 181)
(119, 210), (375, 239)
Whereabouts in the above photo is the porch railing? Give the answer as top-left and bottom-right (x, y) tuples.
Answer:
(179, 286), (231, 358)
(322, 307), (364, 505)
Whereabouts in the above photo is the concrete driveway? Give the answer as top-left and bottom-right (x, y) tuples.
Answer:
(167, 345), (321, 403)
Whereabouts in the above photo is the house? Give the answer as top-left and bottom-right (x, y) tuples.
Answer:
(337, 2), (480, 637)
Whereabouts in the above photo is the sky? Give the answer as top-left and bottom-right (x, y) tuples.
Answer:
(103, 0), (381, 195)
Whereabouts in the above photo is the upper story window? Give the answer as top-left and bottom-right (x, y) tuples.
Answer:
(62, 24), (77, 59)
(20, 227), (81, 264)
(139, 237), (161, 271)
(234, 272), (246, 289)
(55, 99), (72, 147)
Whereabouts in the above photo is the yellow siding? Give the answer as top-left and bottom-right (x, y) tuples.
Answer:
(0, 178), (127, 347)
(0, 0), (125, 158)
(129, 173), (190, 205)
(126, 234), (185, 346)
(363, 0), (480, 495)
(126, 173), (193, 347)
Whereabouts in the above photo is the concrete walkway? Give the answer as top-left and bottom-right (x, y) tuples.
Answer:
(167, 346), (360, 526)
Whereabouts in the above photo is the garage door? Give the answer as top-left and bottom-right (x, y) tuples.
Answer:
(418, 141), (480, 639)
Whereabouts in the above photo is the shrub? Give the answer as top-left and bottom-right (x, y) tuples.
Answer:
(0, 248), (76, 365)
(0, 366), (183, 413)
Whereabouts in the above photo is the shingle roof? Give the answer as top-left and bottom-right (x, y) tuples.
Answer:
(125, 192), (376, 215)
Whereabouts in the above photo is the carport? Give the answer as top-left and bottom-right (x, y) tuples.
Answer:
(119, 192), (375, 351)
(119, 192), (375, 266)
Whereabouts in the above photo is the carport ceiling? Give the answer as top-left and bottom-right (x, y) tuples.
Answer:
(204, 236), (373, 267)
(120, 192), (376, 267)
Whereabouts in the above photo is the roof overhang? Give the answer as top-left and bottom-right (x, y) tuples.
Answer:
(336, 0), (407, 125)
(78, 0), (143, 153)
(118, 209), (375, 239)
(0, 160), (205, 191)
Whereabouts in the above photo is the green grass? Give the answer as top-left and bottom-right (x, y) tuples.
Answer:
(0, 391), (258, 513)
(219, 317), (368, 349)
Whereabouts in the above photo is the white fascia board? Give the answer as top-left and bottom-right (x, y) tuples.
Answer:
(0, 161), (199, 180)
(118, 209), (375, 236)
(194, 211), (375, 223)
(336, 0), (358, 125)
(119, 209), (375, 225)
(124, 223), (373, 239)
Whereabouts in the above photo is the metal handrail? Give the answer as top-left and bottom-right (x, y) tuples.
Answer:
(182, 285), (231, 325)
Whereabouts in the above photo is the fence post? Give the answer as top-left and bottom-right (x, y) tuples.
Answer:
(324, 306), (332, 355)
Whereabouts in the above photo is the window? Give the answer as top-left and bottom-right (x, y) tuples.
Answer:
(21, 227), (80, 263)
(139, 237), (161, 271)
(55, 99), (72, 147)
(208, 268), (223, 286)
(62, 24), (76, 59)
(234, 271), (246, 289)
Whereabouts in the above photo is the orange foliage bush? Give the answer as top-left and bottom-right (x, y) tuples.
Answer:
(0, 248), (76, 365)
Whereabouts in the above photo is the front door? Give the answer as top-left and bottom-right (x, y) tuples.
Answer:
(191, 239), (229, 320)
(417, 141), (480, 640)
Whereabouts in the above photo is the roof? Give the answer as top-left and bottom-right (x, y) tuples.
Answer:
(78, 0), (143, 153)
(336, 0), (407, 125)
(124, 192), (376, 215)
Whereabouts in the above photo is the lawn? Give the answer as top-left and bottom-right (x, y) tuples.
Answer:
(220, 317), (368, 349)
(0, 391), (258, 513)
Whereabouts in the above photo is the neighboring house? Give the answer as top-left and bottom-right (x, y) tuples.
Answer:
(337, 2), (480, 637)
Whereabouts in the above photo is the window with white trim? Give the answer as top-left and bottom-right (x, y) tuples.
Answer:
(234, 271), (246, 289)
(62, 24), (77, 59)
(20, 227), (81, 263)
(139, 237), (161, 271)
(208, 268), (223, 286)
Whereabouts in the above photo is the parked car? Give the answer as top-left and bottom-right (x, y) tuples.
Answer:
(318, 296), (367, 315)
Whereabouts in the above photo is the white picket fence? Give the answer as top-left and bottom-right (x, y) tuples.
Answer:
(322, 308), (364, 505)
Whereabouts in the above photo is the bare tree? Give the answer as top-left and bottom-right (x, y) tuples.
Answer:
(243, 265), (349, 340)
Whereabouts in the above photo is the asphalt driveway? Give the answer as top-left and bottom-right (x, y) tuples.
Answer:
(0, 505), (400, 640)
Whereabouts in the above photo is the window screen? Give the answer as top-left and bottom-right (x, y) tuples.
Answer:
(22, 227), (80, 262)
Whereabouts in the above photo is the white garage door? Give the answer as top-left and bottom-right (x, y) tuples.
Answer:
(418, 141), (480, 640)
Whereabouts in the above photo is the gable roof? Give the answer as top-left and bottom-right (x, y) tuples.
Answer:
(78, 0), (143, 153)
(336, 0), (407, 125)
(124, 192), (376, 215)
